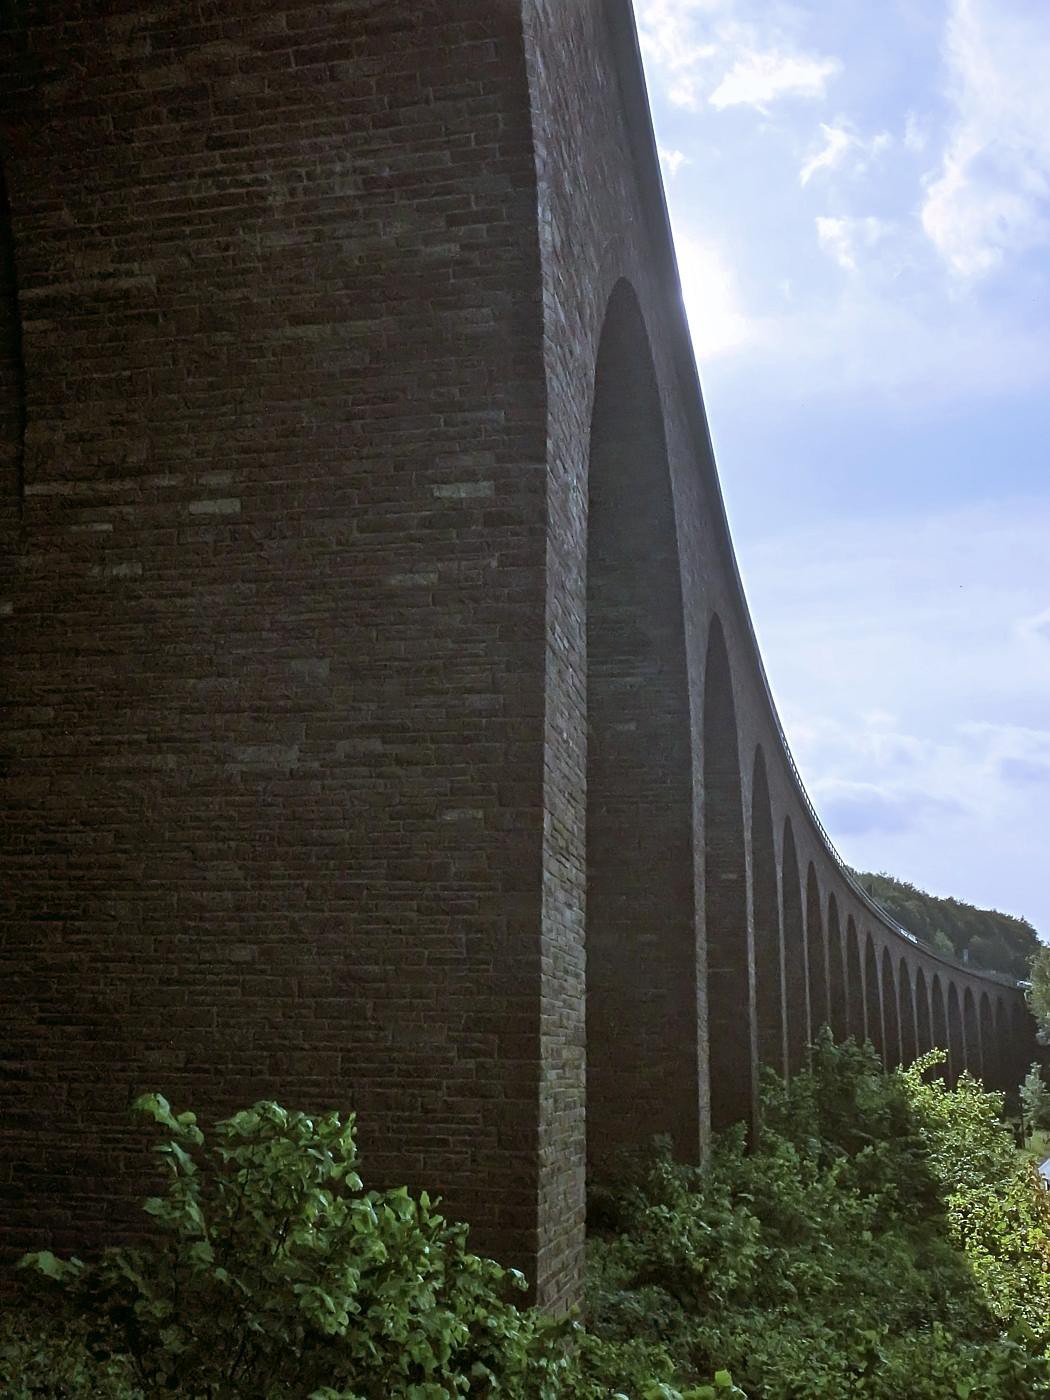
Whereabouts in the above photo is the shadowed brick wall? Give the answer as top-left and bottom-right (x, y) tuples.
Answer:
(0, 0), (1038, 1312)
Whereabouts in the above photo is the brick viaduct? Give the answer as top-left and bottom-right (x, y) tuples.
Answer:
(0, 0), (1038, 1310)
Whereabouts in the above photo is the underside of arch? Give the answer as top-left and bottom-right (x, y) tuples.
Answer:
(585, 279), (698, 1172)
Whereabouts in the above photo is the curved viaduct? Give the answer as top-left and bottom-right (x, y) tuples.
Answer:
(0, 1), (1037, 1308)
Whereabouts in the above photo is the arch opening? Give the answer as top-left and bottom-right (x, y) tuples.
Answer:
(782, 820), (807, 1071)
(806, 865), (828, 1038)
(947, 983), (964, 1086)
(898, 959), (917, 1066)
(827, 894), (847, 1041)
(931, 976), (948, 1079)
(864, 932), (883, 1059)
(846, 916), (865, 1042)
(585, 280), (697, 1173)
(704, 616), (757, 1132)
(978, 993), (995, 1086)
(751, 748), (784, 1075)
(915, 968), (932, 1056)
(881, 949), (900, 1069)
(963, 987), (978, 1080)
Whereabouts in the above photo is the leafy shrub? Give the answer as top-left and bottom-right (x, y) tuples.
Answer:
(0, 1095), (576, 1398)
(585, 1034), (1050, 1398)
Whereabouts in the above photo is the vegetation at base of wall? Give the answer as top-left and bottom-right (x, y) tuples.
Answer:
(0, 1094), (726, 1400)
(587, 1035), (1050, 1398)
(4, 1038), (1050, 1397)
(850, 868), (1042, 978)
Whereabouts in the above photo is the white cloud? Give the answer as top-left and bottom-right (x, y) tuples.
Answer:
(800, 123), (854, 185)
(658, 145), (690, 178)
(921, 0), (1050, 277)
(671, 226), (757, 358)
(815, 215), (889, 271)
(801, 123), (893, 186)
(709, 48), (840, 110)
(635, 0), (723, 109)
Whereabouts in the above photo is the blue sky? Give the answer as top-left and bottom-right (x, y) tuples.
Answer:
(635, 0), (1050, 939)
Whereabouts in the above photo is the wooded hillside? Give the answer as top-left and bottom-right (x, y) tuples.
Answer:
(852, 870), (1040, 980)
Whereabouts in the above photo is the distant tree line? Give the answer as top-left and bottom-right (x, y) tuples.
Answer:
(850, 869), (1041, 981)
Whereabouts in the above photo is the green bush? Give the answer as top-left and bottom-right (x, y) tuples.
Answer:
(585, 1034), (1050, 1398)
(0, 1095), (578, 1398)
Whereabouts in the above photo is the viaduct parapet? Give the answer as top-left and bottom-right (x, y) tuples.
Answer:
(0, 0), (1037, 1310)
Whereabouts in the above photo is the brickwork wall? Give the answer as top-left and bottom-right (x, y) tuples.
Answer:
(0, 0), (552, 1282)
(0, 156), (21, 546)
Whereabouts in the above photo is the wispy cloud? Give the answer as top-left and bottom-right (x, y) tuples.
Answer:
(800, 122), (891, 186)
(921, 0), (1050, 277)
(814, 215), (890, 271)
(658, 145), (690, 178)
(635, 0), (840, 113)
(709, 48), (840, 111)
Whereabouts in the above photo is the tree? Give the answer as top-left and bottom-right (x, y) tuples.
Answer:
(1020, 1062), (1050, 1135)
(1028, 944), (1050, 1046)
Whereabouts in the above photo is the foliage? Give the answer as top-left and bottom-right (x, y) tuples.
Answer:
(5, 1042), (1050, 1397)
(1029, 944), (1050, 1045)
(586, 1034), (1050, 1399)
(0, 1096), (743, 1400)
(1021, 1063), (1050, 1134)
(0, 1095), (580, 1399)
(853, 869), (1041, 979)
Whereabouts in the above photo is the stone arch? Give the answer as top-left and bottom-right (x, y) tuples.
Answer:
(881, 948), (900, 1069)
(846, 916), (865, 1040)
(994, 996), (1009, 1089)
(898, 958), (917, 1066)
(931, 975), (948, 1078)
(947, 982), (964, 1086)
(806, 864), (828, 1037)
(915, 967), (932, 1054)
(1009, 1000), (1031, 1089)
(963, 987), (978, 1079)
(827, 894), (848, 1041)
(979, 992), (996, 1086)
(704, 615), (757, 1132)
(864, 932), (883, 1058)
(585, 279), (697, 1171)
(751, 747), (784, 1075)
(782, 820), (808, 1071)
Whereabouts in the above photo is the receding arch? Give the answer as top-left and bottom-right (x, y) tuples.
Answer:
(585, 279), (697, 1173)
(931, 975), (948, 1078)
(806, 864), (828, 1037)
(979, 992), (996, 1086)
(751, 748), (784, 1075)
(781, 820), (807, 1071)
(947, 982), (964, 1085)
(864, 932), (883, 1058)
(915, 967), (932, 1055)
(1009, 1000), (1031, 1090)
(846, 916), (865, 1041)
(963, 987), (978, 1080)
(881, 948), (900, 1068)
(898, 958), (917, 1066)
(827, 894), (847, 1041)
(704, 616), (757, 1132)
(994, 997), (1008, 1090)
